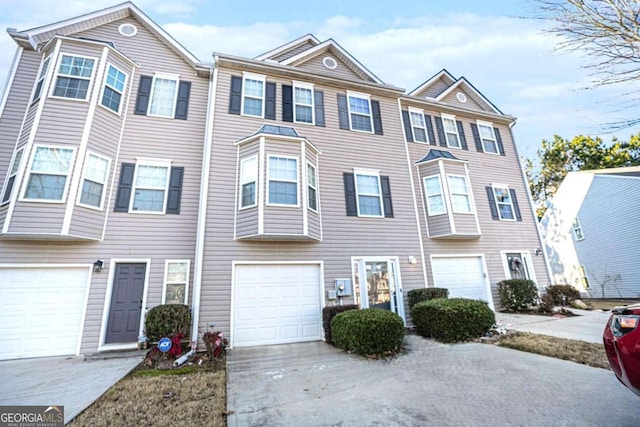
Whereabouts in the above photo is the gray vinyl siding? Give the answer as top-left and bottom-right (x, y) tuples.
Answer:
(415, 77), (451, 98)
(576, 176), (640, 298)
(271, 40), (317, 62)
(404, 98), (549, 306)
(439, 90), (485, 111)
(428, 215), (452, 237)
(0, 16), (208, 355)
(296, 53), (366, 82)
(198, 67), (425, 341)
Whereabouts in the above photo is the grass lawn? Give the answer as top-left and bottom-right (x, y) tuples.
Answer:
(69, 362), (227, 426)
(493, 332), (610, 370)
(583, 298), (640, 311)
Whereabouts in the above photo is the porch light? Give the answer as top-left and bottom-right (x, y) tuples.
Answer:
(408, 256), (417, 265)
(93, 260), (104, 273)
(534, 248), (543, 256)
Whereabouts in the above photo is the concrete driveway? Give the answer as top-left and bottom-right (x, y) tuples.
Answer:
(0, 354), (141, 424)
(227, 335), (639, 426)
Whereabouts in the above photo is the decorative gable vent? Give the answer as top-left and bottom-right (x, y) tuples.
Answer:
(118, 23), (137, 37)
(456, 92), (467, 103)
(322, 57), (337, 69)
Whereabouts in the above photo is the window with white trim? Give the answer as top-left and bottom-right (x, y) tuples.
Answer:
(348, 92), (373, 132)
(242, 73), (265, 117)
(23, 146), (75, 201)
(131, 160), (171, 213)
(477, 121), (498, 154)
(409, 108), (428, 143)
(101, 64), (127, 113)
(307, 163), (318, 211)
(572, 217), (584, 241)
(268, 156), (298, 205)
(493, 185), (515, 220)
(239, 156), (257, 208)
(294, 82), (314, 124)
(149, 75), (178, 118)
(355, 171), (383, 217)
(163, 260), (190, 305)
(442, 115), (461, 148)
(1, 148), (24, 204)
(52, 54), (95, 100)
(423, 175), (446, 215)
(447, 174), (472, 213)
(32, 56), (51, 103)
(78, 152), (110, 209)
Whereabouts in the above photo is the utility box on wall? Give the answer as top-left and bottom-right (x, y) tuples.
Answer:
(335, 279), (352, 297)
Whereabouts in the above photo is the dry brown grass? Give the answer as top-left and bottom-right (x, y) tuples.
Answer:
(69, 368), (226, 426)
(494, 332), (610, 370)
(583, 298), (640, 311)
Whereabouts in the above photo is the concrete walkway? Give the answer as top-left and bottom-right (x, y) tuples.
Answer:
(0, 354), (142, 424)
(496, 308), (611, 344)
(227, 336), (639, 426)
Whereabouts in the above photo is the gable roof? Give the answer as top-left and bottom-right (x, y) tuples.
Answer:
(6, 1), (210, 73)
(254, 34), (321, 62)
(435, 77), (502, 115)
(409, 69), (456, 97)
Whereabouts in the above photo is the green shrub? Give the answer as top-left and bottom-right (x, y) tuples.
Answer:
(322, 305), (359, 344)
(331, 308), (404, 357)
(545, 285), (580, 305)
(411, 298), (495, 343)
(498, 279), (538, 312)
(538, 293), (555, 314)
(407, 288), (449, 310)
(145, 304), (191, 343)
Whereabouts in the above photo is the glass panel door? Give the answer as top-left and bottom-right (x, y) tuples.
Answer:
(352, 258), (405, 323)
(507, 253), (530, 280)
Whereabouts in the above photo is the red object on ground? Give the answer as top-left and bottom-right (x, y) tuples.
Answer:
(603, 302), (640, 397)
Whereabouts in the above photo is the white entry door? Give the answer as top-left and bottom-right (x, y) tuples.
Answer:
(232, 263), (322, 347)
(352, 257), (406, 323)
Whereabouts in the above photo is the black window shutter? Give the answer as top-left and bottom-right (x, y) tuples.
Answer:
(343, 172), (357, 216)
(425, 115), (436, 146)
(166, 166), (184, 214)
(435, 117), (447, 147)
(401, 110), (413, 142)
(229, 76), (242, 114)
(134, 75), (153, 115)
(114, 163), (135, 212)
(371, 100), (383, 135)
(457, 121), (468, 150)
(174, 81), (191, 120)
(495, 128), (506, 156)
(510, 189), (522, 221)
(380, 175), (394, 218)
(471, 123), (483, 152)
(282, 85), (293, 122)
(337, 94), (349, 130)
(486, 186), (499, 220)
(265, 82), (276, 120)
(314, 90), (325, 127)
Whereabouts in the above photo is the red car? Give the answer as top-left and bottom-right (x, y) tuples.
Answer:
(603, 302), (640, 396)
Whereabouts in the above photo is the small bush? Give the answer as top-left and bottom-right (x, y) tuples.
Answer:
(322, 305), (359, 344)
(145, 304), (191, 343)
(331, 308), (404, 357)
(498, 279), (538, 312)
(412, 298), (495, 343)
(545, 285), (580, 305)
(407, 288), (449, 310)
(538, 293), (555, 314)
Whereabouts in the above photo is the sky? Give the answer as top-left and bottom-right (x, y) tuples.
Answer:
(1, 0), (639, 162)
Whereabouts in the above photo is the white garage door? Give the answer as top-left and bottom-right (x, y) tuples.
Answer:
(0, 267), (90, 360)
(431, 257), (494, 309)
(233, 264), (322, 347)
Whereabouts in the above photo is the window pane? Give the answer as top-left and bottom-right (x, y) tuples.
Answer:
(349, 96), (370, 114)
(32, 147), (73, 173)
(101, 86), (122, 112)
(410, 112), (425, 127)
(427, 195), (444, 214)
(424, 176), (441, 195)
(2, 177), (15, 203)
(451, 194), (471, 213)
(10, 150), (23, 175)
(269, 181), (297, 204)
(295, 87), (312, 105)
(479, 125), (494, 139)
(59, 55), (94, 78)
(356, 174), (380, 195)
(242, 182), (255, 207)
(244, 79), (263, 97)
(241, 157), (257, 182)
(149, 78), (176, 117)
(308, 186), (317, 210)
(443, 118), (457, 133)
(295, 105), (313, 123)
(106, 66), (126, 91)
(493, 187), (511, 203)
(53, 77), (90, 99)
(351, 114), (372, 132)
(499, 204), (515, 219)
(167, 262), (188, 282)
(79, 180), (104, 207)
(269, 157), (297, 181)
(358, 195), (381, 216)
(165, 283), (186, 304)
(25, 174), (67, 199)
(243, 97), (262, 116)
(307, 164), (316, 187)
(413, 128), (427, 142)
(136, 165), (168, 188)
(132, 189), (165, 211)
(448, 176), (468, 194)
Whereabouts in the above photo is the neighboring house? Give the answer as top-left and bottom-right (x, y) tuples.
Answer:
(541, 166), (640, 298)
(0, 2), (550, 360)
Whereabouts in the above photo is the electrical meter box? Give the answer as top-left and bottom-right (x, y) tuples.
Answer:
(335, 279), (352, 297)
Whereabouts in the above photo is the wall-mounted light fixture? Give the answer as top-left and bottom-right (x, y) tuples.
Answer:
(93, 260), (104, 273)
(408, 256), (417, 264)
(534, 248), (543, 256)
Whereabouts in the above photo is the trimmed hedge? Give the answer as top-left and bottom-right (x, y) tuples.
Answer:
(144, 304), (191, 342)
(331, 308), (404, 357)
(498, 279), (538, 312)
(322, 304), (359, 344)
(545, 285), (580, 305)
(412, 298), (495, 343)
(407, 288), (449, 310)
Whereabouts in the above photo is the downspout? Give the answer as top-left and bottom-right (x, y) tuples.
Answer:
(509, 121), (554, 288)
(191, 60), (218, 347)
